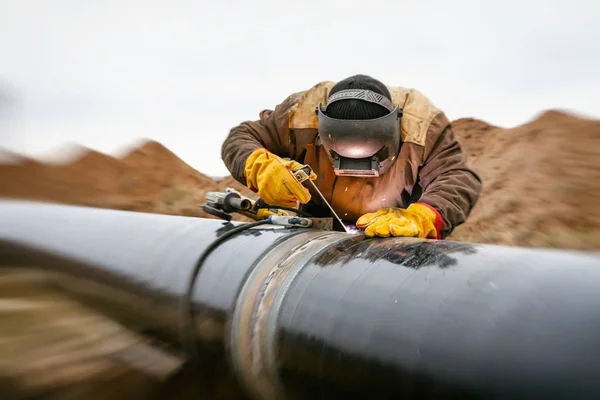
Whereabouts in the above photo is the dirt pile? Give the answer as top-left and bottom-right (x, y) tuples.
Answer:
(0, 139), (255, 220)
(1, 110), (599, 250)
(448, 110), (600, 250)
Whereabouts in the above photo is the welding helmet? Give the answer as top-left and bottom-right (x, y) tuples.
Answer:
(316, 88), (403, 177)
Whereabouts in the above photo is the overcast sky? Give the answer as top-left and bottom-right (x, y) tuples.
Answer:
(1, 0), (599, 176)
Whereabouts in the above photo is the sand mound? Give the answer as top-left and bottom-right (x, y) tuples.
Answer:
(0, 140), (254, 220)
(449, 110), (600, 249)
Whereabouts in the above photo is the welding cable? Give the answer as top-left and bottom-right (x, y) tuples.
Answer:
(180, 219), (270, 368)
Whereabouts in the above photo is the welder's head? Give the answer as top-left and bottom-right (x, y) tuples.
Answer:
(316, 74), (402, 177)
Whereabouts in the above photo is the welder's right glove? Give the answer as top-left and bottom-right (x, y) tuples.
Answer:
(244, 148), (316, 207)
(356, 203), (442, 239)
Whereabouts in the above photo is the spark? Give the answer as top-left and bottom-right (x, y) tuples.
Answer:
(344, 223), (359, 234)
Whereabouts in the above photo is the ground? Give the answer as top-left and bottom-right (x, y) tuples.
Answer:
(447, 110), (600, 250)
(0, 140), (255, 221)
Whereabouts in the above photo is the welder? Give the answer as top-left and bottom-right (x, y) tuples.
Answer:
(221, 74), (481, 239)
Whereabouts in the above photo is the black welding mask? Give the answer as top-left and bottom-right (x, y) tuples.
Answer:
(316, 89), (403, 177)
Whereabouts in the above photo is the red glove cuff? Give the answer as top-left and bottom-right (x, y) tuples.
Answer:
(415, 202), (444, 239)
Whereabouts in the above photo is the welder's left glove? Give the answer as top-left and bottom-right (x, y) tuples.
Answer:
(356, 203), (443, 239)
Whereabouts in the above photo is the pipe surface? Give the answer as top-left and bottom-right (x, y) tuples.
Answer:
(0, 200), (304, 347)
(268, 238), (600, 399)
(1, 200), (600, 399)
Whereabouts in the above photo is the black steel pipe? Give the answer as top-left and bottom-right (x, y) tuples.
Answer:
(0, 199), (306, 349)
(1, 200), (600, 399)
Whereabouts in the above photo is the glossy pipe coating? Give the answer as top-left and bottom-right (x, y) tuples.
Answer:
(1, 200), (600, 400)
(0, 200), (305, 348)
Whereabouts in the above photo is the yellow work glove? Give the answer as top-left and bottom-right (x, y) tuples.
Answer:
(356, 203), (442, 239)
(244, 148), (317, 207)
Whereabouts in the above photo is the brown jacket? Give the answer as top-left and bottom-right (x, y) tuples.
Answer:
(221, 81), (481, 238)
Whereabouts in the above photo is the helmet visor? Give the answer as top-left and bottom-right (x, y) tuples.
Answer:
(316, 102), (401, 177)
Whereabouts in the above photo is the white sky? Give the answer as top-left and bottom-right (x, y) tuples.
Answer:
(1, 0), (599, 176)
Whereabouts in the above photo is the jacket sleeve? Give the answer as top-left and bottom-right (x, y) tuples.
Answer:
(416, 112), (482, 238)
(220, 92), (302, 185)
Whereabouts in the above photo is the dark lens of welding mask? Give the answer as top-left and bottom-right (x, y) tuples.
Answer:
(316, 89), (402, 177)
